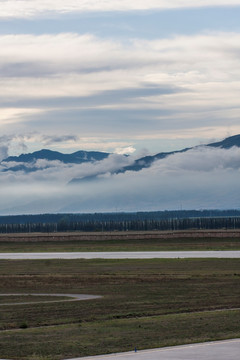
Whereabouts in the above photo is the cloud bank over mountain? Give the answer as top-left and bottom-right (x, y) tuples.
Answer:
(0, 140), (239, 214)
(1, 1), (240, 215)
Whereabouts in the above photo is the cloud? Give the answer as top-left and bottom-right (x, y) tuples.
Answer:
(42, 135), (78, 145)
(0, 134), (29, 161)
(0, 32), (240, 141)
(0, 146), (8, 162)
(0, 153), (134, 184)
(151, 146), (240, 172)
(114, 146), (136, 155)
(1, 1), (240, 19)
(50, 147), (240, 213)
(0, 146), (240, 215)
(0, 132), (140, 156)
(0, 136), (11, 161)
(1, 32), (240, 82)
(1, 3), (239, 215)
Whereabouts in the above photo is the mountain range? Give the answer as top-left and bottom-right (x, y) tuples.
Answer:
(5, 149), (110, 164)
(1, 134), (240, 182)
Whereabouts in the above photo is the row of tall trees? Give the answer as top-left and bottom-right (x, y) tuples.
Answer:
(1, 209), (240, 225)
(0, 216), (240, 233)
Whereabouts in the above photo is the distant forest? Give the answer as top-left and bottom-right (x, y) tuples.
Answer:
(0, 210), (240, 233)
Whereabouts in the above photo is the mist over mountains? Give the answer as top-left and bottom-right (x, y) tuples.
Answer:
(0, 134), (240, 215)
(2, 134), (240, 182)
(5, 149), (110, 164)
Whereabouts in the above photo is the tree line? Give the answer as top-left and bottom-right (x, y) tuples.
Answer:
(0, 216), (240, 233)
(1, 209), (240, 225)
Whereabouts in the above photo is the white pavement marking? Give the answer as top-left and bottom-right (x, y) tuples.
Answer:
(0, 293), (101, 306)
(0, 251), (240, 259)
(67, 338), (240, 360)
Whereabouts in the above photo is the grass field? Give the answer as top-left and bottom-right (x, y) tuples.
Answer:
(0, 258), (239, 359)
(0, 230), (240, 252)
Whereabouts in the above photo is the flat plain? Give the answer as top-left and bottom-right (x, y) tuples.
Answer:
(0, 256), (240, 360)
(0, 230), (239, 360)
(0, 230), (240, 252)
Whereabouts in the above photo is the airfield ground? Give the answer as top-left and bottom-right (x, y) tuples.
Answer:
(71, 339), (240, 360)
(0, 230), (239, 359)
(0, 229), (240, 252)
(0, 254), (239, 359)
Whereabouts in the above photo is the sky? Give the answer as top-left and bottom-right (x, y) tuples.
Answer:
(0, 0), (240, 214)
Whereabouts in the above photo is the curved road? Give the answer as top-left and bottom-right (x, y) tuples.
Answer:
(0, 251), (240, 259)
(0, 293), (101, 306)
(69, 338), (240, 360)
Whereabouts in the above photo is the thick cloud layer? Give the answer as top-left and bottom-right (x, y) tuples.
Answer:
(0, 147), (239, 214)
(1, 1), (240, 18)
(0, 153), (133, 183)
(1, 32), (240, 147)
(1, 1), (239, 215)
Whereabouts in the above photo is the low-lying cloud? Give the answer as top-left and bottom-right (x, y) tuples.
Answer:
(0, 153), (134, 183)
(151, 146), (240, 172)
(0, 146), (239, 214)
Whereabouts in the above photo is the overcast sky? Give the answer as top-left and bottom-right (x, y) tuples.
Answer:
(0, 1), (240, 214)
(1, 0), (240, 156)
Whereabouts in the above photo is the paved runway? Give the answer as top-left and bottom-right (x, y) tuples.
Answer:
(68, 339), (240, 360)
(0, 293), (101, 306)
(0, 251), (240, 259)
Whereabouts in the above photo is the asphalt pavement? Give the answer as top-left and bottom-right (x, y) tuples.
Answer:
(68, 338), (240, 360)
(0, 251), (240, 259)
(0, 293), (101, 306)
